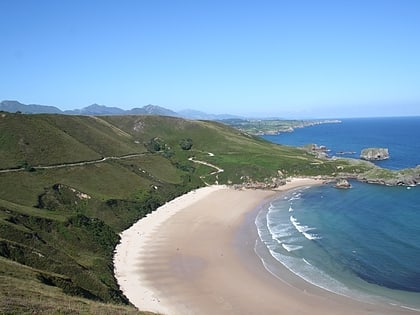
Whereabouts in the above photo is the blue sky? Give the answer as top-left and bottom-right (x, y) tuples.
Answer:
(1, 0), (420, 118)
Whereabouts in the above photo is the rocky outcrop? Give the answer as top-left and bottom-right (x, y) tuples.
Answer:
(334, 178), (351, 189)
(356, 172), (420, 186)
(234, 176), (287, 190)
(338, 164), (420, 187)
(304, 144), (330, 159)
(360, 148), (389, 161)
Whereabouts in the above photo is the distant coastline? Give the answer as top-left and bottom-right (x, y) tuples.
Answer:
(222, 118), (342, 136)
(264, 119), (342, 135)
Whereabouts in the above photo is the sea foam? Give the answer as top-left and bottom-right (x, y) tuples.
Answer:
(282, 243), (303, 252)
(290, 215), (320, 240)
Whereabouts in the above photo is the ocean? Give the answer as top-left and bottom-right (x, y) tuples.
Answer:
(256, 117), (420, 309)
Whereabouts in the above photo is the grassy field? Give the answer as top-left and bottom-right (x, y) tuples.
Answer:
(0, 112), (367, 313)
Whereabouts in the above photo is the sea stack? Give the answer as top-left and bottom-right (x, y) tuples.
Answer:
(360, 148), (389, 161)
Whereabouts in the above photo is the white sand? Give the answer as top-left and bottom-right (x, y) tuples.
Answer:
(113, 185), (227, 314)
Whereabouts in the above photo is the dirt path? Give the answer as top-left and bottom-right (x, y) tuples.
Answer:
(188, 155), (224, 185)
(0, 153), (146, 173)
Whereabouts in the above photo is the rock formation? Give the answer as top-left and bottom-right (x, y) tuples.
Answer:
(360, 148), (389, 161)
(334, 178), (351, 189)
(304, 143), (330, 159)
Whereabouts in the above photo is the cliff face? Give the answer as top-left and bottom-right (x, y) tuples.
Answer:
(360, 148), (389, 161)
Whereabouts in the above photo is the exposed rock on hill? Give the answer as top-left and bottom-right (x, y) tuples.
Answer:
(360, 148), (389, 161)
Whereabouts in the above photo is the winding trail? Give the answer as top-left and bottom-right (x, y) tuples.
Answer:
(188, 153), (224, 185)
(187, 157), (224, 175)
(0, 153), (146, 173)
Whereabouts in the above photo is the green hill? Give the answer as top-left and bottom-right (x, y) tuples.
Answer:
(0, 112), (367, 314)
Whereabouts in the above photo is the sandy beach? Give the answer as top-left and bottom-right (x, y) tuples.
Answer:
(114, 178), (418, 315)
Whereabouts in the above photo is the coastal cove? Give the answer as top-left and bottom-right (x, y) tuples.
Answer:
(2, 111), (398, 313)
(4, 1), (420, 312)
(114, 117), (420, 314)
(114, 179), (419, 314)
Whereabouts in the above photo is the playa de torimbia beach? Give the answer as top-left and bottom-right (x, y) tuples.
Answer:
(114, 178), (418, 315)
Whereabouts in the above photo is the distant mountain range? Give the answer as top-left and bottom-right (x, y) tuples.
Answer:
(0, 100), (240, 120)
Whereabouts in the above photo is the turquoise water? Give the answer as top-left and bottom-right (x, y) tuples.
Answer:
(256, 117), (420, 309)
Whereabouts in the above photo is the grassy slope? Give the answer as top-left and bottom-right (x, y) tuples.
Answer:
(0, 257), (152, 315)
(104, 115), (365, 183)
(0, 113), (366, 314)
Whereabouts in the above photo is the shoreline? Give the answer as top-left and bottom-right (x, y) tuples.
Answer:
(114, 178), (418, 314)
(113, 185), (227, 315)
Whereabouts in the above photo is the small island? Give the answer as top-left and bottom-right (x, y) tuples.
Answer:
(360, 148), (389, 161)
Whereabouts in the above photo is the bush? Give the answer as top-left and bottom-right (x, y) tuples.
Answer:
(145, 137), (163, 152)
(180, 138), (193, 150)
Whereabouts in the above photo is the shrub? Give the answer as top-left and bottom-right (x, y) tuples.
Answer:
(179, 138), (193, 150)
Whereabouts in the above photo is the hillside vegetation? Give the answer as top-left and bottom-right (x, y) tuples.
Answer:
(0, 112), (367, 314)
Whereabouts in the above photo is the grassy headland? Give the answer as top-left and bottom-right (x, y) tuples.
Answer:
(0, 112), (370, 313)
